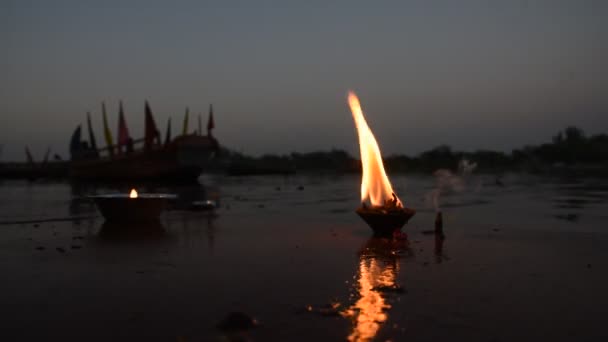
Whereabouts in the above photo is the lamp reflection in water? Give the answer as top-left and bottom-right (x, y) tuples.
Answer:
(343, 237), (412, 342)
(98, 220), (167, 241)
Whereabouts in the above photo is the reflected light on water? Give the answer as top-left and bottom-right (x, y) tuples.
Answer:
(343, 238), (406, 342)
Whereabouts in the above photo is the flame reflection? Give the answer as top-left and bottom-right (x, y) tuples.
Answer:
(98, 220), (166, 241)
(343, 237), (411, 342)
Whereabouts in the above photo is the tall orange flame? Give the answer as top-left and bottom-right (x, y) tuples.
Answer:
(348, 91), (401, 207)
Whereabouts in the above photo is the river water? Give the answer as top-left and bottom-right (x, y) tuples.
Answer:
(1, 173), (607, 341)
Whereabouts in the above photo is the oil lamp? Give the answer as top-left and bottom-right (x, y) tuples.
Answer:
(348, 91), (415, 236)
(90, 188), (176, 222)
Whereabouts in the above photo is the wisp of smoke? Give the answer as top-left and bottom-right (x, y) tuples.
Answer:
(427, 159), (477, 212)
(458, 159), (477, 176)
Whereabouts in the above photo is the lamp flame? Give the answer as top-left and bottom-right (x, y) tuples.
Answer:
(348, 91), (401, 207)
(129, 188), (138, 198)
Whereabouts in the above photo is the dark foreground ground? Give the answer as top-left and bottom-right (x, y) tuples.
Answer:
(1, 174), (607, 341)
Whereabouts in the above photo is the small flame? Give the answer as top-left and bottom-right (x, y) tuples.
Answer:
(129, 188), (138, 198)
(348, 91), (401, 207)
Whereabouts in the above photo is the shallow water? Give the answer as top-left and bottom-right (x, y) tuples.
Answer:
(1, 173), (607, 341)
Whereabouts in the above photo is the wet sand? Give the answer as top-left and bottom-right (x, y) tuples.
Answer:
(1, 174), (607, 341)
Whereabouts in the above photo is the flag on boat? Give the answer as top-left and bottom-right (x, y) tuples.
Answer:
(207, 104), (215, 136)
(86, 112), (98, 153)
(182, 107), (189, 135)
(102, 102), (114, 157)
(42, 147), (51, 163)
(69, 125), (82, 159)
(165, 117), (172, 146)
(25, 146), (34, 164)
(117, 101), (131, 152)
(144, 101), (160, 150)
(198, 113), (202, 135)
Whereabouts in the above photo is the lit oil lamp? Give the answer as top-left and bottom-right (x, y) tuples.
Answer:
(348, 91), (415, 236)
(90, 188), (176, 222)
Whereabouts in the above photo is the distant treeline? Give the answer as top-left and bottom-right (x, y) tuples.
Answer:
(220, 126), (608, 175)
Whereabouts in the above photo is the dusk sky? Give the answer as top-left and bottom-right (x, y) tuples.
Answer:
(1, 0), (606, 161)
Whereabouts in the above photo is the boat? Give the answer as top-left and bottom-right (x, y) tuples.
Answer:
(69, 101), (219, 183)
(0, 146), (69, 180)
(0, 161), (69, 179)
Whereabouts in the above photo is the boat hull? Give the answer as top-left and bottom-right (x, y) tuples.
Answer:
(70, 153), (203, 182)
(70, 135), (217, 183)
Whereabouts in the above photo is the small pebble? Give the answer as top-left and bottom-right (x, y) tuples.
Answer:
(297, 185), (304, 191)
(56, 247), (66, 253)
(71, 245), (82, 249)
(35, 246), (45, 251)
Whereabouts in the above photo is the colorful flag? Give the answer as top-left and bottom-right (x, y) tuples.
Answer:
(182, 107), (189, 135)
(165, 117), (172, 146)
(117, 101), (131, 150)
(144, 101), (159, 150)
(102, 102), (115, 157)
(207, 104), (215, 135)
